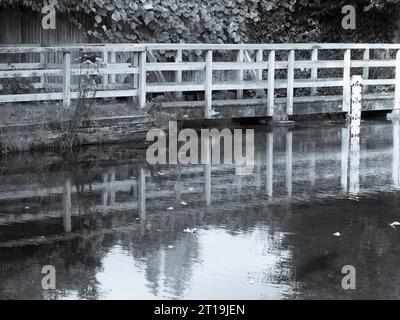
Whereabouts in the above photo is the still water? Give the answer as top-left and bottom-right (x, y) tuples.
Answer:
(1, 119), (400, 300)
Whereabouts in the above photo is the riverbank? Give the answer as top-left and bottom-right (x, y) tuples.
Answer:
(0, 100), (156, 153)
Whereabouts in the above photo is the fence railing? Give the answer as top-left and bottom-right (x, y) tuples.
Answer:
(1, 43), (400, 118)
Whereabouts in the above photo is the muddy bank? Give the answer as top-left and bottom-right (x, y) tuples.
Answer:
(0, 100), (158, 153)
(0, 114), (155, 153)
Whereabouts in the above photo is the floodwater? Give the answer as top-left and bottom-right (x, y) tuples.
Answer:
(1, 119), (400, 300)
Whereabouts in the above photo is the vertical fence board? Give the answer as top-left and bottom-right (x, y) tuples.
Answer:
(267, 50), (275, 116)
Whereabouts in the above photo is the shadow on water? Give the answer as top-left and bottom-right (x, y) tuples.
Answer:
(1, 119), (400, 299)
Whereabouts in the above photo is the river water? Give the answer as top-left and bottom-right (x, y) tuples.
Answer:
(1, 119), (400, 300)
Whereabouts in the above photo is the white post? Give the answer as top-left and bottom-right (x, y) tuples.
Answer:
(350, 75), (362, 126)
(267, 50), (275, 117)
(256, 49), (263, 81)
(138, 50), (147, 109)
(237, 49), (244, 99)
(103, 50), (109, 88)
(363, 48), (370, 94)
(394, 49), (400, 114)
(205, 50), (213, 118)
(343, 49), (351, 113)
(176, 49), (183, 99)
(287, 50), (295, 116)
(62, 51), (71, 108)
(110, 51), (116, 84)
(311, 48), (318, 96)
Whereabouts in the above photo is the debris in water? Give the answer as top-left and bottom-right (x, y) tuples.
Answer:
(333, 232), (341, 237)
(181, 201), (188, 206)
(183, 228), (197, 234)
(24, 206), (30, 210)
(389, 221), (400, 229)
(167, 207), (174, 210)
(209, 109), (219, 117)
(168, 245), (174, 249)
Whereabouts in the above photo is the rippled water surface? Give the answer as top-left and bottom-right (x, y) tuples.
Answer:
(1, 119), (400, 299)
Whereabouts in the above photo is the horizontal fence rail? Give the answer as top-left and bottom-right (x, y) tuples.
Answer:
(1, 43), (400, 118)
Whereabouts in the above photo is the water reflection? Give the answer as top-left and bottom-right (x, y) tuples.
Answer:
(1, 120), (400, 299)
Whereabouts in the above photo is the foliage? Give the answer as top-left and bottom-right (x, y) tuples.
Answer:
(0, 0), (399, 44)
(60, 55), (101, 151)
(253, 0), (400, 43)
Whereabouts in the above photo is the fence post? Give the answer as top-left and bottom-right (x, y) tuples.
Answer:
(267, 50), (275, 117)
(62, 51), (71, 108)
(176, 49), (183, 99)
(110, 51), (116, 84)
(133, 52), (139, 90)
(363, 48), (370, 94)
(138, 50), (147, 109)
(311, 48), (318, 95)
(205, 50), (213, 118)
(256, 49), (263, 81)
(350, 75), (362, 126)
(40, 52), (46, 88)
(237, 49), (244, 99)
(287, 50), (295, 116)
(394, 49), (400, 114)
(103, 50), (109, 88)
(343, 49), (351, 113)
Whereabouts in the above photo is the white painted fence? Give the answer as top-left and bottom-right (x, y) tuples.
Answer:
(1, 43), (400, 118)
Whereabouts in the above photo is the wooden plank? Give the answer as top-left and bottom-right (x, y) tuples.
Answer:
(287, 50), (295, 115)
(145, 43), (400, 51)
(62, 51), (71, 108)
(0, 69), (63, 78)
(147, 82), (205, 93)
(362, 79), (396, 85)
(0, 63), (45, 70)
(213, 61), (269, 71)
(146, 62), (205, 71)
(0, 92), (63, 103)
(311, 48), (318, 95)
(267, 50), (275, 116)
(343, 49), (351, 113)
(205, 50), (213, 118)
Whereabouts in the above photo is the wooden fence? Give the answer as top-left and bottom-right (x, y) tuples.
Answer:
(1, 43), (400, 118)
